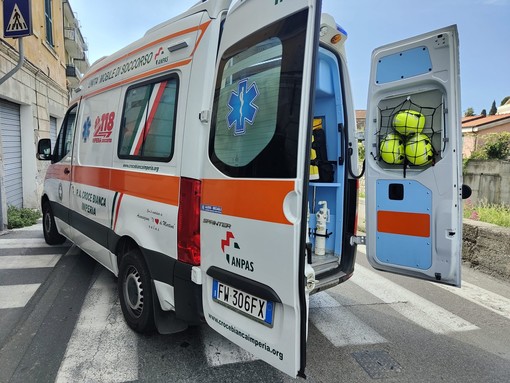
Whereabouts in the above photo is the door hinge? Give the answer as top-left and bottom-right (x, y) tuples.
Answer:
(305, 264), (317, 292)
(199, 110), (210, 123)
(350, 235), (366, 246)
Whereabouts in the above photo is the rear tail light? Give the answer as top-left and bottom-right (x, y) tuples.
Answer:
(178, 177), (201, 265)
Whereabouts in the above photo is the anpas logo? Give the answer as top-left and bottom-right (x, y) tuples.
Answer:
(155, 47), (169, 65)
(221, 231), (254, 272)
(227, 79), (259, 136)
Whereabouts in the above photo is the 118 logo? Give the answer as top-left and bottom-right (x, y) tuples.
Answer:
(93, 112), (115, 143)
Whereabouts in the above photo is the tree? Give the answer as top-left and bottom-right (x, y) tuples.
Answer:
(464, 107), (475, 117)
(500, 96), (510, 106)
(470, 132), (510, 160)
(489, 100), (497, 115)
(481, 109), (487, 117)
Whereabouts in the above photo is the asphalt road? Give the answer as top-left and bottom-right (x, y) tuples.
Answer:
(1, 222), (510, 382)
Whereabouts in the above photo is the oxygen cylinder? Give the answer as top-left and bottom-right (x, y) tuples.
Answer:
(315, 201), (328, 256)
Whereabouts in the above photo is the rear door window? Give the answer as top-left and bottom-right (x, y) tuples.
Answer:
(209, 11), (308, 178)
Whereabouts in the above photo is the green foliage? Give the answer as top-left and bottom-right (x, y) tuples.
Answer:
(7, 206), (41, 229)
(463, 200), (510, 227)
(358, 141), (365, 161)
(501, 96), (510, 106)
(489, 100), (497, 115)
(464, 107), (475, 117)
(470, 132), (510, 160)
(480, 109), (487, 117)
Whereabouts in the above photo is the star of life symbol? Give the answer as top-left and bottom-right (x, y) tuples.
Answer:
(82, 117), (91, 142)
(227, 79), (259, 136)
(6, 4), (28, 33)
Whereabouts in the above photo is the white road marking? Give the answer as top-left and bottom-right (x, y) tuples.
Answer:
(309, 292), (387, 347)
(55, 270), (138, 383)
(0, 254), (61, 269)
(12, 223), (42, 231)
(351, 264), (479, 334)
(203, 328), (258, 367)
(0, 238), (52, 249)
(0, 284), (40, 309)
(433, 281), (510, 320)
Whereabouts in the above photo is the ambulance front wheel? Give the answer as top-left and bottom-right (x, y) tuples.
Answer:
(118, 249), (155, 333)
(42, 201), (66, 245)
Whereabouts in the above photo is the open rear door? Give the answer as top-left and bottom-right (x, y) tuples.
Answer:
(365, 26), (462, 286)
(201, 0), (321, 377)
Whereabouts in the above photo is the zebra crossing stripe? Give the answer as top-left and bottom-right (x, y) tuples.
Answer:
(433, 281), (510, 320)
(55, 270), (138, 383)
(0, 255), (61, 269)
(12, 223), (42, 231)
(0, 284), (40, 309)
(350, 264), (479, 334)
(203, 327), (258, 367)
(309, 292), (387, 347)
(0, 238), (52, 249)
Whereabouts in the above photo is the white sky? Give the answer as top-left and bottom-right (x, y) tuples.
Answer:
(71, 0), (510, 114)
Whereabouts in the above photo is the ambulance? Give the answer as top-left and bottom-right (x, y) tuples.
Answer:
(36, 0), (465, 377)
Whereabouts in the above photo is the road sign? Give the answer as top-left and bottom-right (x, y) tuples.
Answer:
(3, 0), (32, 38)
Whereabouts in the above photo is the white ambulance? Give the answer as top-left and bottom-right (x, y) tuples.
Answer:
(37, 0), (465, 377)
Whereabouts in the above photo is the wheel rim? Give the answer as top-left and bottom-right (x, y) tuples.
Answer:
(44, 211), (52, 234)
(124, 266), (144, 318)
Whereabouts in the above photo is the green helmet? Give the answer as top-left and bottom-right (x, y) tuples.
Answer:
(393, 109), (425, 136)
(405, 133), (434, 166)
(380, 133), (405, 164)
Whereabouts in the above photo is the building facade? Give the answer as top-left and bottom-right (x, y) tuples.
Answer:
(0, 0), (88, 230)
(462, 113), (510, 158)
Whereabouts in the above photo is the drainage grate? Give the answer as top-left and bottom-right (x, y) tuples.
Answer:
(352, 350), (402, 379)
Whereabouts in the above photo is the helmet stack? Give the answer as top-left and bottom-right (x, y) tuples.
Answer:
(380, 109), (434, 166)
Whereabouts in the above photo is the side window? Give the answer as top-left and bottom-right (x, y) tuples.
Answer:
(53, 104), (78, 163)
(209, 10), (308, 178)
(44, 0), (54, 47)
(118, 76), (178, 161)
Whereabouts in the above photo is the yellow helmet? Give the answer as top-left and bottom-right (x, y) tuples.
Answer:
(393, 109), (425, 136)
(405, 133), (434, 166)
(380, 133), (405, 164)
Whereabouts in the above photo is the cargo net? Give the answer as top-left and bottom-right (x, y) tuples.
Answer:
(375, 98), (442, 176)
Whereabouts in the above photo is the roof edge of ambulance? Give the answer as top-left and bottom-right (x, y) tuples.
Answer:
(145, 0), (232, 36)
(76, 0), (232, 100)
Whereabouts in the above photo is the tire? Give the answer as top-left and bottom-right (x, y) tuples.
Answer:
(42, 201), (66, 245)
(118, 249), (155, 333)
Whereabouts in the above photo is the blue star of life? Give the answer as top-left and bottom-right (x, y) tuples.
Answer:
(227, 79), (259, 136)
(82, 117), (91, 142)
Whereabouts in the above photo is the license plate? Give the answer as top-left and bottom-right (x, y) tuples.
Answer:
(212, 280), (274, 327)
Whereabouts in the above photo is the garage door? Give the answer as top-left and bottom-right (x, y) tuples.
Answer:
(0, 99), (23, 208)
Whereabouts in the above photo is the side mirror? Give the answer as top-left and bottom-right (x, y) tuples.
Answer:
(37, 138), (52, 161)
(462, 184), (472, 200)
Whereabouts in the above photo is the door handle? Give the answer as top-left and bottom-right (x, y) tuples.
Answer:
(64, 167), (71, 175)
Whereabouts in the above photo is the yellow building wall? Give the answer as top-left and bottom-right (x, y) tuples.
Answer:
(1, 0), (66, 89)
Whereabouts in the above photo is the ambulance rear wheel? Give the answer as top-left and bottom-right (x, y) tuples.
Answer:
(42, 201), (66, 245)
(118, 249), (155, 333)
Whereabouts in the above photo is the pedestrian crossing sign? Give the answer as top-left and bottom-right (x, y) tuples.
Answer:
(3, 0), (32, 38)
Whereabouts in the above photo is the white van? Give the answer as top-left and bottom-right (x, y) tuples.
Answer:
(37, 0), (465, 377)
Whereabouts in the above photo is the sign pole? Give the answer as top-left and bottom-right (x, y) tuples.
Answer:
(0, 38), (25, 86)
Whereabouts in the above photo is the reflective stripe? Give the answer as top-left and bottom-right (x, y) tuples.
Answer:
(377, 210), (430, 237)
(201, 179), (294, 225)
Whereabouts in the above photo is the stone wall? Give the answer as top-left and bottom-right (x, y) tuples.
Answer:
(464, 160), (510, 205)
(463, 219), (510, 279)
